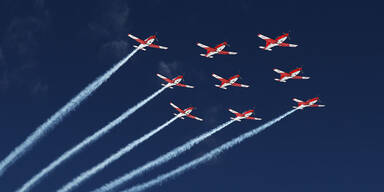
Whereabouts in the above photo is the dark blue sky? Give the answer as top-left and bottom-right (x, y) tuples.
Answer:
(1, 0), (383, 191)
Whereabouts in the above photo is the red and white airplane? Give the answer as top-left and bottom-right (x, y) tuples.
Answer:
(128, 33), (168, 51)
(257, 33), (298, 51)
(170, 102), (203, 121)
(157, 74), (194, 89)
(196, 42), (237, 58)
(212, 74), (249, 90)
(292, 97), (325, 110)
(273, 67), (310, 83)
(228, 108), (262, 122)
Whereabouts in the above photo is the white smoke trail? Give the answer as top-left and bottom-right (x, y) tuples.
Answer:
(0, 49), (139, 177)
(16, 86), (166, 192)
(93, 119), (235, 192)
(124, 109), (297, 192)
(56, 116), (179, 192)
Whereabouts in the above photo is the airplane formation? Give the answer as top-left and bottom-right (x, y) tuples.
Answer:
(128, 33), (325, 122)
(0, 32), (326, 192)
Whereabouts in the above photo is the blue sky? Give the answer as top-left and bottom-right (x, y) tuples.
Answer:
(0, 0), (383, 191)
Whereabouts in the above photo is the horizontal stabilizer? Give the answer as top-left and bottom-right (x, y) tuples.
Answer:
(230, 117), (241, 122)
(133, 45), (146, 51)
(161, 84), (173, 89)
(215, 84), (226, 89)
(274, 79), (285, 82)
(259, 46), (272, 51)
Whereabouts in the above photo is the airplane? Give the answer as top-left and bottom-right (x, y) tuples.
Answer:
(212, 73), (249, 90)
(128, 33), (168, 51)
(228, 108), (262, 122)
(292, 97), (325, 110)
(257, 33), (298, 51)
(157, 74), (194, 89)
(273, 67), (310, 83)
(196, 42), (237, 58)
(170, 102), (203, 121)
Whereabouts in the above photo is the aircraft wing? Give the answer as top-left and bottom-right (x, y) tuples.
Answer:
(170, 102), (184, 113)
(228, 109), (241, 116)
(186, 114), (203, 121)
(218, 50), (238, 55)
(246, 116), (262, 120)
(176, 83), (194, 88)
(311, 104), (325, 108)
(279, 43), (298, 47)
(273, 68), (285, 74)
(128, 34), (145, 44)
(231, 83), (249, 88)
(156, 74), (172, 83)
(292, 76), (310, 80)
(148, 44), (168, 49)
(293, 98), (303, 103)
(212, 73), (226, 81)
(257, 34), (271, 40)
(197, 43), (210, 49)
